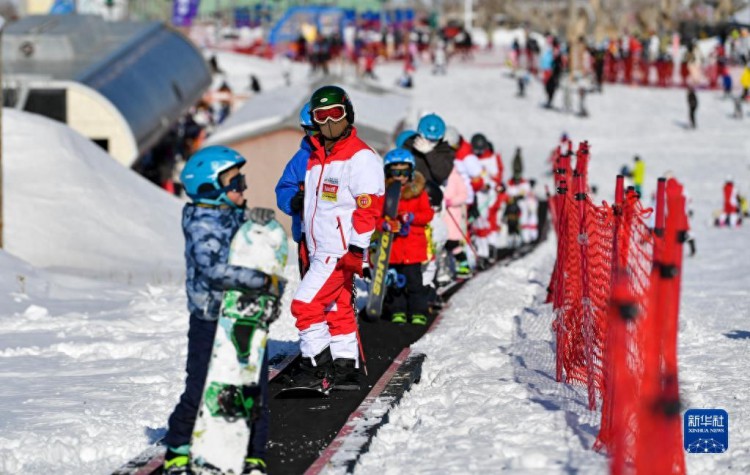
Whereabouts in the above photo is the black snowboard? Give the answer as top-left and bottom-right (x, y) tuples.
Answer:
(364, 181), (402, 321)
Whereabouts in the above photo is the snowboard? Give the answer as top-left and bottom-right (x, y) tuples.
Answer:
(364, 181), (402, 322)
(190, 213), (288, 475)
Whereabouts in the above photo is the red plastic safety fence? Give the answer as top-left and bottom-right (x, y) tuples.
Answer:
(547, 141), (686, 474)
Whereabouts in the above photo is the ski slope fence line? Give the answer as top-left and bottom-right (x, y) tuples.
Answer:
(546, 140), (688, 474)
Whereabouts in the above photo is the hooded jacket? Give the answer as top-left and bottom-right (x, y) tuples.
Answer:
(380, 172), (435, 265)
(303, 127), (385, 259)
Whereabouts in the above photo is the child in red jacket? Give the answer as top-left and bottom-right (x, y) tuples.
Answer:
(380, 149), (435, 325)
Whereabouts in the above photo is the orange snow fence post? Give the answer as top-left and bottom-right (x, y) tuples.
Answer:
(546, 141), (686, 475)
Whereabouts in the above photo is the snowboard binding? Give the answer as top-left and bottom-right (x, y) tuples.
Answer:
(204, 382), (259, 421)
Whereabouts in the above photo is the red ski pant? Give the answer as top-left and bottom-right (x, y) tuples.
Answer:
(291, 255), (358, 361)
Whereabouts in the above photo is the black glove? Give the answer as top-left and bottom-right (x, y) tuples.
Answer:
(290, 190), (305, 213)
(248, 207), (275, 225)
(468, 201), (480, 219)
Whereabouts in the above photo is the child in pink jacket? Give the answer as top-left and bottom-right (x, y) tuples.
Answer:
(442, 166), (471, 278)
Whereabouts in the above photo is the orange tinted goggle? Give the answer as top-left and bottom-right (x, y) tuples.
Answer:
(312, 105), (347, 124)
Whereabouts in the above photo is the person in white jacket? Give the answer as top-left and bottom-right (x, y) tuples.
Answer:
(288, 86), (385, 392)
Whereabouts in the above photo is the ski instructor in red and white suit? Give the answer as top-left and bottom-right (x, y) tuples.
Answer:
(288, 85), (385, 392)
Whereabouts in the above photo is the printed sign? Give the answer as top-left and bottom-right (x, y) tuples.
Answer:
(684, 409), (728, 453)
(172, 0), (201, 27)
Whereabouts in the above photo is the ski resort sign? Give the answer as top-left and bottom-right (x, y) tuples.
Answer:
(172, 0), (200, 27)
(684, 409), (729, 453)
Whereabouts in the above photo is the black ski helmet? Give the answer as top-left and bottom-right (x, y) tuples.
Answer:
(470, 133), (489, 155)
(309, 85), (355, 125)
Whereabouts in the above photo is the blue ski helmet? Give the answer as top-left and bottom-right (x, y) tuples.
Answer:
(181, 145), (246, 208)
(299, 102), (314, 130)
(395, 129), (416, 148)
(417, 113), (446, 141)
(383, 148), (416, 170)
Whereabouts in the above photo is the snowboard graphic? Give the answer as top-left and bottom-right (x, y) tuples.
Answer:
(191, 214), (288, 475)
(364, 181), (402, 321)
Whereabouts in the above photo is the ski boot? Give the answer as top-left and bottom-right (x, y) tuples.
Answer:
(331, 359), (360, 391)
(287, 347), (332, 391)
(163, 445), (190, 475)
(242, 457), (267, 475)
(488, 246), (500, 264)
(456, 261), (472, 279)
(391, 312), (407, 324)
(411, 314), (428, 325)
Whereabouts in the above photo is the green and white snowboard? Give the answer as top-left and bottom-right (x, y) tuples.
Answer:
(191, 214), (288, 475)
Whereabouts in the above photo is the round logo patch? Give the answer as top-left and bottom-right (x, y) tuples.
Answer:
(320, 97), (329, 103)
(357, 194), (372, 209)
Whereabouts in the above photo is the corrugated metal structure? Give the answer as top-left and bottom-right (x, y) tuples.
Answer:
(2, 14), (211, 167)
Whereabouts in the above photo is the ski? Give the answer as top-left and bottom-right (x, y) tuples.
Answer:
(364, 181), (402, 321)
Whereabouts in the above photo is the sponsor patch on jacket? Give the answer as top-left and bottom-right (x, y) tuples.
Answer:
(356, 194), (372, 209)
(322, 183), (339, 202)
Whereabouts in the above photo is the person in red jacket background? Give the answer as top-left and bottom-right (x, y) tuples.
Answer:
(379, 149), (435, 325)
(719, 177), (742, 227)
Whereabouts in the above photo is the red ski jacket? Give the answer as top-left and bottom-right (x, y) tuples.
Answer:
(379, 172), (434, 265)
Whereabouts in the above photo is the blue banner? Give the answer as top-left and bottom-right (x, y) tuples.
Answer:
(172, 0), (201, 27)
(50, 0), (75, 15)
(235, 7), (251, 28)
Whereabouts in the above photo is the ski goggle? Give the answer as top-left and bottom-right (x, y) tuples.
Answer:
(219, 173), (246, 194)
(387, 168), (412, 178)
(224, 173), (247, 193)
(312, 104), (347, 124)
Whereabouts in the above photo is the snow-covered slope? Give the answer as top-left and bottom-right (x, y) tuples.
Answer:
(3, 109), (183, 281)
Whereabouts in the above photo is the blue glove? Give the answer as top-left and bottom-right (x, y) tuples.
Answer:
(400, 212), (414, 224)
(398, 221), (411, 237)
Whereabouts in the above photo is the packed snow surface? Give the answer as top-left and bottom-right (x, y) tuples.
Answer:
(1, 51), (749, 474)
(2, 109), (184, 281)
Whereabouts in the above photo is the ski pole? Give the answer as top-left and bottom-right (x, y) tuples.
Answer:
(351, 274), (368, 376)
(445, 207), (479, 259)
(355, 327), (368, 377)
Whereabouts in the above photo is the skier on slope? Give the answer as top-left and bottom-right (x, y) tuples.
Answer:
(163, 146), (277, 475)
(467, 133), (498, 268)
(446, 127), (484, 277)
(632, 155), (645, 197)
(287, 85), (385, 392)
(474, 135), (506, 260)
(506, 153), (534, 245)
(717, 177), (742, 227)
(441, 128), (471, 281)
(378, 149), (435, 325)
(401, 114), (455, 296)
(275, 103), (316, 278)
